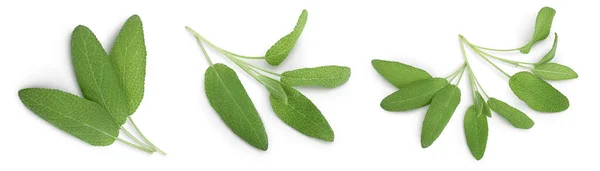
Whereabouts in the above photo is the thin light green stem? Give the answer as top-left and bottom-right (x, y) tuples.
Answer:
(446, 63), (466, 80)
(474, 47), (535, 65)
(461, 36), (511, 78)
(185, 26), (265, 60)
(187, 27), (214, 65)
(473, 45), (521, 52)
(455, 66), (467, 85)
(116, 138), (154, 154)
(128, 117), (166, 155)
(119, 126), (153, 150)
(472, 73), (489, 99)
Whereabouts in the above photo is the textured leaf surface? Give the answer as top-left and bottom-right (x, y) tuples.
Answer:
(205, 63), (268, 150)
(536, 33), (558, 64)
(380, 78), (448, 111)
(464, 105), (488, 160)
(19, 88), (120, 146)
(281, 65), (351, 88)
(270, 84), (334, 141)
(475, 92), (491, 118)
(487, 98), (534, 129)
(71, 25), (128, 125)
(109, 15), (147, 115)
(265, 10), (308, 66)
(520, 7), (556, 53)
(372, 59), (432, 88)
(509, 72), (569, 112)
(532, 63), (578, 80)
(421, 85), (461, 148)
(257, 75), (287, 104)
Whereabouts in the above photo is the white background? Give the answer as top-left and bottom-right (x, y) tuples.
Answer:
(0, 0), (597, 170)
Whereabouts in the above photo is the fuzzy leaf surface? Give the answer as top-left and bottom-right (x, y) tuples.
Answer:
(421, 85), (461, 148)
(532, 63), (578, 80)
(372, 59), (432, 88)
(487, 98), (534, 129)
(281, 65), (351, 88)
(464, 105), (488, 160)
(509, 71), (569, 112)
(380, 78), (448, 111)
(265, 10), (308, 66)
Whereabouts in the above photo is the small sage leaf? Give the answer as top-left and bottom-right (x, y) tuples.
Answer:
(270, 84), (334, 141)
(372, 59), (432, 88)
(257, 75), (287, 104)
(265, 9), (308, 66)
(487, 98), (534, 129)
(380, 78), (448, 111)
(509, 71), (569, 112)
(532, 63), (578, 80)
(280, 65), (351, 88)
(421, 85), (461, 148)
(19, 88), (120, 146)
(536, 33), (558, 65)
(464, 105), (488, 160)
(205, 63), (268, 150)
(475, 92), (491, 118)
(520, 7), (556, 54)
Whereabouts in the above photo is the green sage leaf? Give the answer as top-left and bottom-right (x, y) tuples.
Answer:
(520, 7), (556, 54)
(71, 25), (128, 125)
(270, 84), (334, 141)
(265, 9), (308, 66)
(487, 98), (534, 129)
(464, 105), (488, 160)
(109, 15), (147, 115)
(280, 65), (351, 88)
(205, 63), (268, 150)
(509, 71), (569, 112)
(380, 78), (448, 111)
(371, 59), (432, 88)
(475, 92), (491, 118)
(532, 63), (578, 80)
(18, 88), (120, 146)
(421, 85), (461, 148)
(257, 75), (287, 104)
(536, 33), (558, 65)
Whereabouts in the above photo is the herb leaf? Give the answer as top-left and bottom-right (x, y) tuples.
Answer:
(18, 88), (120, 146)
(464, 105), (488, 160)
(487, 98), (534, 129)
(205, 63), (268, 150)
(380, 78), (448, 111)
(520, 7), (556, 54)
(71, 25), (128, 125)
(280, 65), (351, 88)
(536, 33), (558, 65)
(421, 85), (461, 148)
(258, 75), (287, 104)
(509, 71), (569, 112)
(265, 10), (308, 66)
(532, 63), (578, 80)
(109, 15), (147, 115)
(372, 59), (432, 88)
(475, 92), (491, 118)
(270, 83), (334, 141)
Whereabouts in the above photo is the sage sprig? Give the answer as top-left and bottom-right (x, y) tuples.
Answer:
(372, 6), (576, 160)
(19, 15), (165, 155)
(186, 9), (350, 150)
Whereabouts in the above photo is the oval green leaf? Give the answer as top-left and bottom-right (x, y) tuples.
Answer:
(487, 98), (534, 129)
(109, 15), (147, 115)
(532, 63), (578, 80)
(536, 33), (558, 65)
(270, 84), (334, 141)
(509, 71), (569, 112)
(520, 7), (556, 54)
(71, 25), (128, 125)
(205, 63), (268, 150)
(265, 9), (308, 66)
(421, 85), (461, 148)
(280, 65), (351, 88)
(371, 59), (432, 88)
(380, 78), (448, 111)
(464, 105), (488, 160)
(19, 88), (120, 146)
(257, 75), (287, 104)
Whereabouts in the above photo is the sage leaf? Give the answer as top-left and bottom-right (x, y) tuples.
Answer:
(109, 15), (147, 115)
(532, 63), (578, 80)
(372, 59), (432, 88)
(71, 25), (128, 125)
(487, 98), (534, 129)
(205, 63), (268, 150)
(536, 33), (558, 65)
(421, 85), (461, 148)
(509, 71), (569, 112)
(380, 78), (448, 111)
(257, 75), (287, 104)
(475, 92), (491, 118)
(265, 9), (308, 66)
(280, 65), (351, 88)
(474, 92), (484, 116)
(464, 105), (488, 160)
(270, 84), (334, 141)
(19, 88), (120, 146)
(520, 7), (556, 54)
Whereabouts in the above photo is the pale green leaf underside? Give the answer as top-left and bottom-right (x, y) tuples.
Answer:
(421, 85), (461, 148)
(281, 65), (351, 88)
(19, 88), (120, 146)
(487, 98), (534, 129)
(270, 84), (334, 141)
(265, 9), (308, 66)
(532, 63), (578, 80)
(509, 72), (569, 112)
(71, 25), (128, 125)
(464, 105), (488, 160)
(381, 78), (448, 111)
(520, 7), (556, 54)
(536, 33), (558, 65)
(109, 14), (147, 115)
(372, 59), (432, 88)
(258, 75), (287, 104)
(205, 63), (268, 150)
